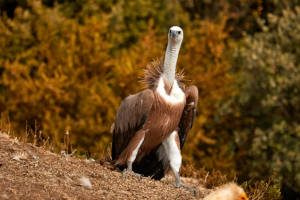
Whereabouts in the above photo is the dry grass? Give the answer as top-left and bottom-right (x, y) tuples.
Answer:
(181, 160), (227, 189)
(0, 117), (280, 200)
(0, 131), (212, 199)
(241, 170), (281, 200)
(180, 160), (281, 200)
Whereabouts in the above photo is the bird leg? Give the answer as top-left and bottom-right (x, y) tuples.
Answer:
(174, 170), (185, 187)
(162, 131), (197, 195)
(117, 130), (146, 179)
(122, 161), (143, 179)
(127, 160), (133, 171)
(173, 170), (197, 195)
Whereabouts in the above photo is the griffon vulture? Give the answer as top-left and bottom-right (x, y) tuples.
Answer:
(111, 26), (198, 190)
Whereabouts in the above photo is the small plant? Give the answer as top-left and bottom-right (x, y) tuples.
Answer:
(181, 160), (227, 188)
(60, 130), (77, 158)
(0, 115), (12, 137)
(181, 162), (281, 199)
(241, 169), (281, 200)
(31, 120), (40, 146)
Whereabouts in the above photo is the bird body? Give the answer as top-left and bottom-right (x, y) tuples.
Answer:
(114, 84), (185, 166)
(111, 26), (198, 187)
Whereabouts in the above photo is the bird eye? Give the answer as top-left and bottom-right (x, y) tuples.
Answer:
(169, 30), (172, 33)
(178, 31), (181, 34)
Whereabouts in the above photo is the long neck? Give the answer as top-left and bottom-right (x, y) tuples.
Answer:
(163, 42), (181, 85)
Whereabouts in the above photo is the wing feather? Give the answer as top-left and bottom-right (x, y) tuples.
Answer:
(178, 86), (198, 148)
(112, 89), (154, 161)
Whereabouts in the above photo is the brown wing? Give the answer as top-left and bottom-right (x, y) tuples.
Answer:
(111, 89), (154, 161)
(178, 85), (198, 148)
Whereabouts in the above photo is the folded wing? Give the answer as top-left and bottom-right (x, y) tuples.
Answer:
(178, 86), (198, 148)
(111, 89), (154, 161)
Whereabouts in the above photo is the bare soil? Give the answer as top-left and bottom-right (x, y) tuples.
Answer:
(0, 132), (211, 200)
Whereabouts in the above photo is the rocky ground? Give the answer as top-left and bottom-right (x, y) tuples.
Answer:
(0, 132), (212, 200)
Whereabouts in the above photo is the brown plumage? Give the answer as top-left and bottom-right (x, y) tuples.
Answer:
(203, 183), (249, 200)
(111, 26), (198, 190)
(111, 59), (198, 178)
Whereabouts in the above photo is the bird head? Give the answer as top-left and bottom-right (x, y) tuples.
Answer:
(203, 182), (249, 200)
(168, 26), (183, 44)
(237, 192), (249, 200)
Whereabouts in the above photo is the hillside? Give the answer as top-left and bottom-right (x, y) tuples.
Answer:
(0, 132), (211, 199)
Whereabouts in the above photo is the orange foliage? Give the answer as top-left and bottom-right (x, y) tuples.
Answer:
(178, 19), (238, 176)
(0, 1), (237, 173)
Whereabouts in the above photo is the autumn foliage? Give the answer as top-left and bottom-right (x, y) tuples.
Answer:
(1, 0), (300, 199)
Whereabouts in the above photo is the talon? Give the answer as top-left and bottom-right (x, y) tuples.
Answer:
(192, 189), (197, 196)
(173, 182), (197, 196)
(122, 170), (143, 179)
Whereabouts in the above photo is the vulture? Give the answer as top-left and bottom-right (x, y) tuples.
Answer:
(111, 26), (198, 189)
(203, 183), (249, 200)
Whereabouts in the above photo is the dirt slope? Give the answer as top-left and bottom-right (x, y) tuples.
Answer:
(0, 132), (211, 200)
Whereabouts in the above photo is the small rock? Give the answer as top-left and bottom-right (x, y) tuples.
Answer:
(78, 177), (92, 190)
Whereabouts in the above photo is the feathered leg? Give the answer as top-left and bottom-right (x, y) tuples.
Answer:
(116, 130), (147, 178)
(162, 131), (196, 195)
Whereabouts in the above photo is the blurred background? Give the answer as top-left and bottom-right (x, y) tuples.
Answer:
(0, 0), (299, 199)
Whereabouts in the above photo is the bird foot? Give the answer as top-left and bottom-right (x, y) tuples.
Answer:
(122, 169), (144, 179)
(170, 182), (197, 196)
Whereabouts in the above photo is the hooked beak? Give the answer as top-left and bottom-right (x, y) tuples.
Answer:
(170, 30), (176, 39)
